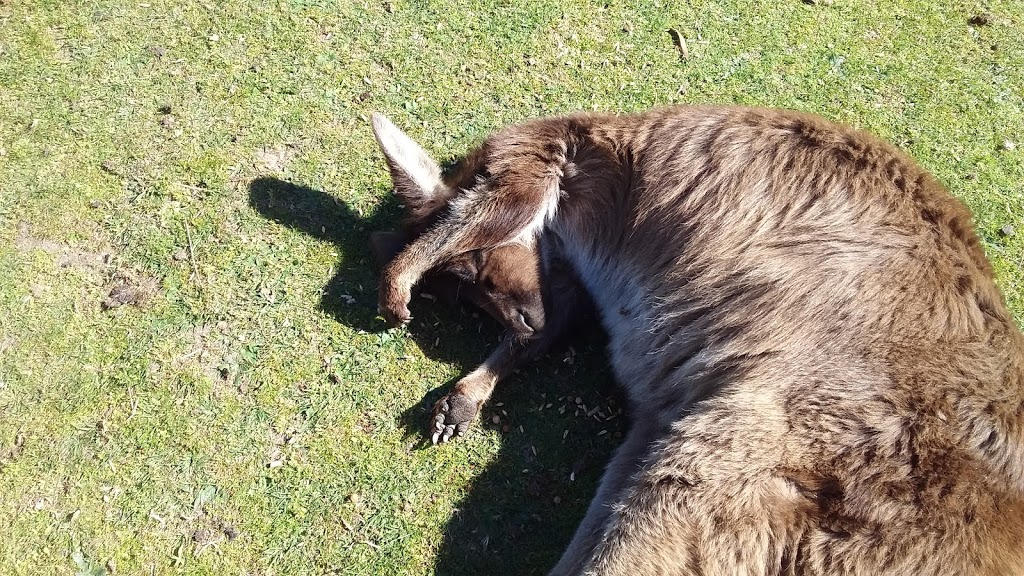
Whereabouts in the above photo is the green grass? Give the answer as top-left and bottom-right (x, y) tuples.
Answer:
(1, 0), (1022, 574)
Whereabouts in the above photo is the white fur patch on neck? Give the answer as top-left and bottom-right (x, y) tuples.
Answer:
(511, 172), (562, 247)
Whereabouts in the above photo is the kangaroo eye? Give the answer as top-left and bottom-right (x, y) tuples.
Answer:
(482, 278), (496, 291)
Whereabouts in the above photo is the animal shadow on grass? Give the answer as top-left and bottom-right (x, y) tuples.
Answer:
(248, 176), (623, 574)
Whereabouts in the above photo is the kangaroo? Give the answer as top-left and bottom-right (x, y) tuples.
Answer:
(370, 120), (591, 443)
(373, 106), (1024, 575)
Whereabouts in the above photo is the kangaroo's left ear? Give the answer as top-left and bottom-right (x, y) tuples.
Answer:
(371, 113), (454, 221)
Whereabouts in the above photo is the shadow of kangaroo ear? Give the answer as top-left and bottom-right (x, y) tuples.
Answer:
(246, 176), (504, 361)
(247, 176), (402, 332)
(247, 176), (392, 244)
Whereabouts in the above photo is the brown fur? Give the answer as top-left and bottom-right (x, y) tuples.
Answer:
(373, 106), (1024, 574)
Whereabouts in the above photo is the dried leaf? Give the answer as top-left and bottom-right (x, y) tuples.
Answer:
(667, 29), (689, 60)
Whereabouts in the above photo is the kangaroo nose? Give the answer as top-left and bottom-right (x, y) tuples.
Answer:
(516, 307), (544, 335)
(516, 311), (534, 335)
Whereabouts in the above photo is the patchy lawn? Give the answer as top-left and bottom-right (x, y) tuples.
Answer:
(1, 1), (1021, 574)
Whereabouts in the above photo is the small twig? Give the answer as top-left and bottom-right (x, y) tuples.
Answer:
(184, 219), (201, 282)
(176, 348), (203, 362)
(127, 386), (138, 421)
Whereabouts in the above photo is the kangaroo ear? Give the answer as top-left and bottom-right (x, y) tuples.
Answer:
(371, 113), (453, 220)
(442, 251), (481, 283)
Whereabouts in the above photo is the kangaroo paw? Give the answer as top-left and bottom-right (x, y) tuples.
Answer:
(430, 392), (480, 444)
(378, 287), (412, 327)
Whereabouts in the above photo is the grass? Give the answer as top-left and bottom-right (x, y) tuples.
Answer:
(1, 0), (1022, 574)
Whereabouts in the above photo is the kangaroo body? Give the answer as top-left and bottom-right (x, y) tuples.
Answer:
(374, 106), (1024, 574)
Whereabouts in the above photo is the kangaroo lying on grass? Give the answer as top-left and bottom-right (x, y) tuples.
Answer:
(369, 133), (593, 444)
(372, 106), (1024, 575)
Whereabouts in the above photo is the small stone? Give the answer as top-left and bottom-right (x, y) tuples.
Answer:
(88, 199), (102, 209)
(1002, 140), (1016, 151)
(267, 453), (284, 468)
(553, 496), (561, 504)
(160, 115), (175, 129)
(999, 224), (1015, 237)
(491, 415), (501, 424)
(172, 248), (187, 261)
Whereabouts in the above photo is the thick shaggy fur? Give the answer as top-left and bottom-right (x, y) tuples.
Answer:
(375, 106), (1024, 575)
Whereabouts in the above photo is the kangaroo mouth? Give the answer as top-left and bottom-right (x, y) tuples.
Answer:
(496, 310), (534, 341)
(507, 329), (540, 344)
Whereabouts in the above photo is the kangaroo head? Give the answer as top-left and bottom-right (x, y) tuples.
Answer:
(369, 114), (546, 338)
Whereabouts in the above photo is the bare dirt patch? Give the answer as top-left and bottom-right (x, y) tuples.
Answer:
(267, 423), (304, 469)
(162, 322), (249, 393)
(191, 510), (240, 556)
(255, 144), (297, 173)
(14, 222), (112, 271)
(354, 411), (378, 435)
(101, 269), (159, 310)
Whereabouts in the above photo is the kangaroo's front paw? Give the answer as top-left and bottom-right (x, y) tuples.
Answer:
(431, 392), (480, 444)
(378, 281), (412, 327)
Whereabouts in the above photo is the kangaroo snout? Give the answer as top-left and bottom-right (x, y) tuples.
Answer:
(514, 305), (545, 336)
